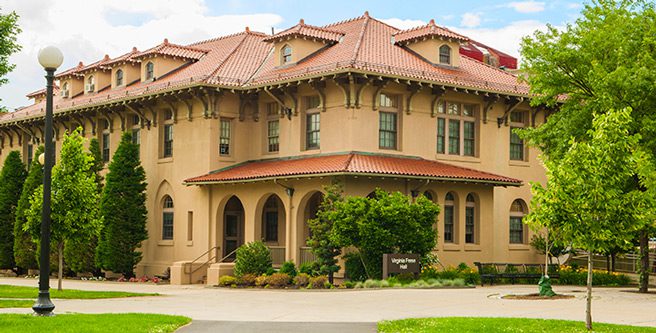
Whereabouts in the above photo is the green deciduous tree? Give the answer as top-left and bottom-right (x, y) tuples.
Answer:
(96, 132), (148, 278)
(13, 145), (43, 271)
(26, 129), (102, 290)
(307, 183), (343, 284)
(525, 108), (656, 330)
(0, 8), (21, 112)
(519, 0), (656, 294)
(329, 189), (439, 279)
(0, 151), (26, 269)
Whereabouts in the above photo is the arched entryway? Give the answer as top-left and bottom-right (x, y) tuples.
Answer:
(296, 191), (323, 265)
(259, 194), (286, 265)
(222, 196), (245, 261)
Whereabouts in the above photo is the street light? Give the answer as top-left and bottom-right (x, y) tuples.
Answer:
(33, 46), (63, 316)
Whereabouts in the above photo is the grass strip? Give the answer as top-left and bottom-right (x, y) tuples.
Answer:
(0, 285), (157, 299)
(0, 313), (190, 333)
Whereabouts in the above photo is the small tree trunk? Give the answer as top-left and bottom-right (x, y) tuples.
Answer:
(58, 242), (63, 291)
(639, 230), (649, 293)
(544, 231), (550, 276)
(586, 252), (593, 331)
(611, 253), (616, 272)
(605, 254), (610, 273)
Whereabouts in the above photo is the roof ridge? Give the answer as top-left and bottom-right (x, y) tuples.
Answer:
(366, 15), (401, 32)
(351, 14), (371, 62)
(322, 14), (366, 28)
(187, 30), (266, 47)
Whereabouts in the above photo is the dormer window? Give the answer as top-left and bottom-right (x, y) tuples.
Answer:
(439, 45), (451, 65)
(61, 82), (69, 98)
(86, 75), (95, 92)
(116, 69), (124, 86)
(145, 62), (154, 80)
(281, 45), (292, 65)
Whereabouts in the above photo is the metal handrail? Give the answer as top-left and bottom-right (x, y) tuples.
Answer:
(217, 248), (239, 264)
(185, 246), (219, 284)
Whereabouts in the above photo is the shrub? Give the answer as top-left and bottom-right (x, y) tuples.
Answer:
(363, 279), (382, 288)
(299, 261), (319, 276)
(238, 273), (257, 287)
(555, 265), (630, 286)
(279, 261), (297, 277)
(421, 263), (480, 285)
(265, 273), (291, 288)
(309, 275), (330, 289)
(218, 275), (238, 287)
(255, 275), (267, 287)
(342, 281), (356, 289)
(293, 273), (310, 288)
(234, 241), (272, 277)
(344, 252), (368, 282)
(395, 272), (416, 284)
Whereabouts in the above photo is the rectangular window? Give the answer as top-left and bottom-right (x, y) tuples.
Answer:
(102, 132), (110, 162)
(465, 207), (475, 244)
(306, 113), (320, 149)
(510, 111), (525, 123)
(306, 95), (321, 109)
(379, 112), (397, 149)
(510, 128), (524, 161)
(266, 102), (279, 116)
(163, 124), (173, 158)
(132, 128), (140, 145)
(187, 211), (193, 242)
(220, 119), (231, 156)
(265, 211), (278, 242)
(268, 120), (279, 153)
(379, 94), (398, 108)
(444, 205), (454, 243)
(162, 212), (174, 240)
(437, 118), (445, 154)
(509, 217), (524, 244)
(448, 120), (460, 155)
(463, 121), (475, 156)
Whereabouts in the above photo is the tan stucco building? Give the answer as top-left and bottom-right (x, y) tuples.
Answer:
(0, 13), (548, 284)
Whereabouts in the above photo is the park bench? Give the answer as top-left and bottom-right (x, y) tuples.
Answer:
(473, 262), (560, 286)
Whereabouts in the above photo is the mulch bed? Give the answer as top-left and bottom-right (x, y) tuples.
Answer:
(501, 293), (575, 300)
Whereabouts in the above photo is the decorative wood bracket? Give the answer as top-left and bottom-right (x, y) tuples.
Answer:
(430, 86), (446, 117)
(498, 97), (524, 128)
(264, 88), (292, 120)
(144, 105), (158, 127)
(483, 94), (499, 124)
(0, 128), (12, 147)
(282, 88), (298, 117)
(531, 105), (544, 127)
(9, 127), (22, 146)
(33, 122), (44, 143)
(15, 123), (35, 142)
(111, 109), (126, 132)
(405, 85), (422, 114)
(124, 104), (148, 129)
(372, 80), (390, 111)
(82, 113), (98, 135)
(98, 113), (114, 133)
(69, 114), (86, 135)
(210, 90), (222, 119)
(309, 82), (327, 112)
(334, 76), (352, 108)
(163, 99), (178, 124)
(177, 95), (194, 121)
(355, 78), (371, 109)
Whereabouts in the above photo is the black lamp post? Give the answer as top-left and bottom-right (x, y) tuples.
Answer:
(33, 46), (63, 316)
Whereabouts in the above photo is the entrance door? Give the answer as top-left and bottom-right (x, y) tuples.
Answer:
(224, 213), (242, 261)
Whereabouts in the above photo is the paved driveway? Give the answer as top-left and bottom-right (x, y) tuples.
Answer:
(1, 278), (654, 329)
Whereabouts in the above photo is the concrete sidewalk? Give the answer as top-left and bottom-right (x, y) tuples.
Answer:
(1, 278), (655, 329)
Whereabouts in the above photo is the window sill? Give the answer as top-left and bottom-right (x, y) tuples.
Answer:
(464, 244), (481, 252)
(435, 154), (480, 164)
(158, 240), (174, 246)
(509, 160), (530, 167)
(186, 241), (193, 247)
(508, 244), (530, 251)
(442, 243), (461, 252)
(158, 157), (173, 164)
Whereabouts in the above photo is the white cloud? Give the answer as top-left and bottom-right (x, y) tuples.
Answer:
(0, 0), (283, 111)
(380, 18), (426, 30)
(460, 13), (482, 28)
(506, 1), (546, 13)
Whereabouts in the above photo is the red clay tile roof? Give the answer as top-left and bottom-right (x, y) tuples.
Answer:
(103, 47), (141, 66)
(393, 19), (468, 44)
(77, 54), (113, 73)
(264, 19), (344, 43)
(26, 85), (59, 98)
(2, 14), (526, 124)
(133, 38), (208, 61)
(184, 152), (522, 186)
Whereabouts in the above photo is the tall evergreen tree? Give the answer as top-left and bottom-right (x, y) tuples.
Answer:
(308, 183), (343, 284)
(13, 145), (43, 271)
(0, 150), (26, 269)
(26, 129), (101, 290)
(96, 132), (147, 278)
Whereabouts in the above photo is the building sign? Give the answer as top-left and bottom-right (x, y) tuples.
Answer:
(382, 253), (420, 279)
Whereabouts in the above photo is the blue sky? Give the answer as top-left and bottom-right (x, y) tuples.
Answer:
(0, 0), (587, 110)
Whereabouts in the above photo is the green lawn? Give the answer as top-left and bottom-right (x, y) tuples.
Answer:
(0, 313), (190, 333)
(378, 317), (656, 333)
(0, 300), (33, 308)
(0, 285), (157, 299)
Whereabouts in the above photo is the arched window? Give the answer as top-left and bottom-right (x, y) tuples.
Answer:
(444, 192), (456, 243)
(439, 45), (451, 65)
(509, 199), (527, 244)
(162, 195), (174, 240)
(423, 191), (434, 202)
(145, 62), (154, 80)
(115, 69), (124, 86)
(86, 75), (95, 92)
(465, 194), (476, 244)
(281, 45), (292, 65)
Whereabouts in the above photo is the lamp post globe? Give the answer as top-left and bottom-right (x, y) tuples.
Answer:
(33, 45), (62, 317)
(38, 46), (63, 70)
